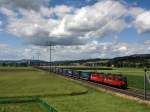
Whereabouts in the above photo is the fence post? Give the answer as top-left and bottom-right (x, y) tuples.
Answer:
(144, 67), (147, 100)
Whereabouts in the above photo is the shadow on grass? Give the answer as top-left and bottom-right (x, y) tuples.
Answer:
(0, 90), (89, 100)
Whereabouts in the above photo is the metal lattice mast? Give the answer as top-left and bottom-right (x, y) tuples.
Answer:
(49, 43), (52, 73)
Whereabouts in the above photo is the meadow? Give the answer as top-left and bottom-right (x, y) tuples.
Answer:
(0, 67), (150, 112)
(0, 102), (47, 112)
(0, 67), (87, 97)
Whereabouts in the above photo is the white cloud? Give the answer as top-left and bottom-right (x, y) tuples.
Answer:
(116, 46), (128, 52)
(0, 44), (22, 60)
(0, 7), (17, 18)
(0, 0), (50, 10)
(144, 40), (150, 45)
(0, 20), (2, 31)
(2, 0), (128, 46)
(134, 11), (150, 33)
(129, 7), (145, 17)
(0, 43), (8, 48)
(40, 5), (74, 17)
(120, 46), (128, 51)
(0, 41), (149, 61)
(53, 5), (74, 17)
(0, 0), (149, 61)
(50, 42), (150, 60)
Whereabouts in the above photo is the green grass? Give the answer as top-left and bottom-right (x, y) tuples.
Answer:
(55, 66), (113, 70)
(0, 102), (47, 112)
(0, 67), (87, 97)
(44, 89), (150, 112)
(0, 67), (36, 72)
(0, 67), (150, 112)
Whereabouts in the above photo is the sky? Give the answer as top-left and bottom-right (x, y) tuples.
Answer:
(0, 0), (149, 61)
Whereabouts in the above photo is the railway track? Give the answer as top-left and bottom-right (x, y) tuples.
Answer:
(68, 75), (150, 101)
(82, 79), (150, 101)
(37, 67), (150, 101)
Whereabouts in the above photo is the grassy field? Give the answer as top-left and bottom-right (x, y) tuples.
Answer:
(0, 67), (87, 97)
(0, 102), (47, 112)
(44, 90), (150, 112)
(0, 67), (150, 112)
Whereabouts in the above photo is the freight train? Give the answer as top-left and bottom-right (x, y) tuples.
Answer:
(42, 67), (128, 89)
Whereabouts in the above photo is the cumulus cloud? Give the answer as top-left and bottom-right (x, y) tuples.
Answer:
(129, 7), (145, 17)
(0, 0), (149, 61)
(123, 6), (150, 34)
(1, 0), (128, 46)
(40, 5), (74, 17)
(134, 11), (150, 33)
(0, 0), (50, 10)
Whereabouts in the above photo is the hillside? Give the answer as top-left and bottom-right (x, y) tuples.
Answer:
(0, 54), (150, 68)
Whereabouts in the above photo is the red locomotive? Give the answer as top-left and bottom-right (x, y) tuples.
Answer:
(90, 73), (105, 83)
(90, 73), (127, 89)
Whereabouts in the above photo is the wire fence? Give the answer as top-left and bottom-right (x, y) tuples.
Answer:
(37, 98), (58, 112)
(0, 97), (58, 112)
